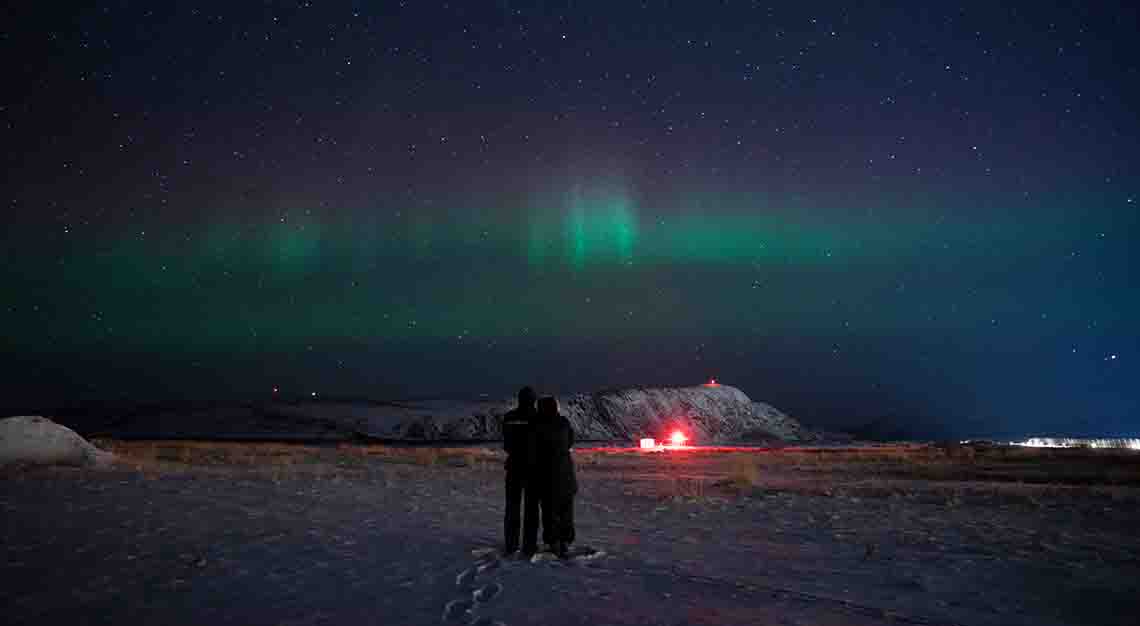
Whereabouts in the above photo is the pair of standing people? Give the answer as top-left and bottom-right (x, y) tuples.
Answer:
(502, 386), (578, 558)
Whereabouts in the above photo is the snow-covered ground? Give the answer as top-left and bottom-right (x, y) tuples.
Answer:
(3, 444), (1138, 625)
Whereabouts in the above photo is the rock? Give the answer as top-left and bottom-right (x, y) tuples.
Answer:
(0, 416), (114, 468)
(572, 385), (757, 443)
(397, 415), (442, 439)
(550, 385), (816, 444)
(745, 401), (821, 443)
(439, 410), (500, 440)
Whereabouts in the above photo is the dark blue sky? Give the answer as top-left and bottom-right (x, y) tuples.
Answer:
(2, 2), (1137, 438)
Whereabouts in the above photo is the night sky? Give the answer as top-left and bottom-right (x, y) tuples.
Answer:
(3, 2), (1137, 439)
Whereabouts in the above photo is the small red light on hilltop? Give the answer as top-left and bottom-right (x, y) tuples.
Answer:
(705, 378), (719, 386)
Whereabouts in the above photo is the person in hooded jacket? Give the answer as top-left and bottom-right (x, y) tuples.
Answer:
(501, 386), (539, 555)
(534, 396), (577, 558)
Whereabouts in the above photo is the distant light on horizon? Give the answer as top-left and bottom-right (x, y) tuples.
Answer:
(1011, 437), (1140, 450)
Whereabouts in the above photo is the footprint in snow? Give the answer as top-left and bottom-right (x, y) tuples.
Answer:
(447, 545), (608, 625)
(443, 549), (507, 624)
(473, 582), (502, 603)
(476, 558), (501, 574)
(442, 598), (474, 622)
(455, 567), (476, 589)
(571, 547), (606, 562)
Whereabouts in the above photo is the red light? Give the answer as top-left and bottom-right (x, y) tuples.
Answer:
(670, 431), (687, 446)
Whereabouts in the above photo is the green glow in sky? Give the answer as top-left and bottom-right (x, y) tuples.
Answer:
(3, 191), (1096, 355)
(528, 186), (638, 269)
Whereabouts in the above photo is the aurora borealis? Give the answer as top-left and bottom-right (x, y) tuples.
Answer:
(3, 2), (1137, 438)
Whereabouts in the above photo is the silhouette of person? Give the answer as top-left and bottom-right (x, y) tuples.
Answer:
(501, 386), (540, 555)
(534, 395), (577, 558)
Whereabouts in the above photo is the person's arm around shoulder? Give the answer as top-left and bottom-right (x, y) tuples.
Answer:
(562, 415), (575, 449)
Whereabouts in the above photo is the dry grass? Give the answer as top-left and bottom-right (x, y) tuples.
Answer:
(726, 453), (760, 489)
(669, 476), (710, 499)
(708, 444), (1140, 486)
(82, 439), (1140, 506)
(88, 439), (505, 480)
(569, 443), (1140, 506)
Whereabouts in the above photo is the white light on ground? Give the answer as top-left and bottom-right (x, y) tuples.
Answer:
(639, 438), (657, 449)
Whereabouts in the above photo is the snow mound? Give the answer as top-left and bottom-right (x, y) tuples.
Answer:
(0, 416), (114, 468)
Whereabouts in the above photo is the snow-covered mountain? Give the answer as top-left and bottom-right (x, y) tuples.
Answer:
(308, 384), (816, 443)
(55, 385), (818, 444)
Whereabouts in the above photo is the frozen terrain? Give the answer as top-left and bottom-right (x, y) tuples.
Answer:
(3, 442), (1138, 625)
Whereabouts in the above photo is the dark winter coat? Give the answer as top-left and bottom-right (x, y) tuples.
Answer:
(501, 406), (537, 474)
(533, 412), (578, 496)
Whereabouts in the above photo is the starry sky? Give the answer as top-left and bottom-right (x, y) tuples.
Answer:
(3, 2), (1137, 439)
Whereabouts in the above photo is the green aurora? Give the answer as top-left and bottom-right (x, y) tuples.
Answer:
(3, 190), (1094, 356)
